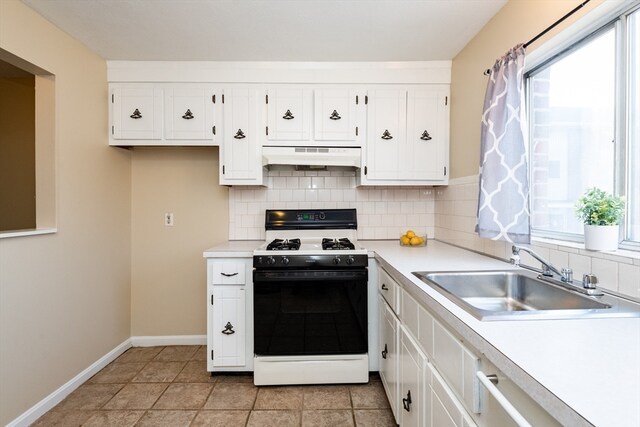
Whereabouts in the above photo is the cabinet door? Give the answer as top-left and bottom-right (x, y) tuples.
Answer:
(379, 296), (399, 419)
(314, 89), (358, 141)
(400, 327), (426, 427)
(212, 285), (246, 367)
(111, 87), (162, 140)
(266, 88), (312, 141)
(165, 86), (216, 142)
(365, 89), (407, 180)
(406, 87), (449, 180)
(220, 88), (263, 185)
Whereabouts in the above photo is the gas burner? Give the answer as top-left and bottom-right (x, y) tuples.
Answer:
(322, 238), (355, 250)
(266, 238), (301, 251)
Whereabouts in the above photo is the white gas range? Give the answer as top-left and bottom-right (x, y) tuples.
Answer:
(252, 209), (373, 386)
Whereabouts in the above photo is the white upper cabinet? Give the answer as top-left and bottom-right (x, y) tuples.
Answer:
(110, 83), (219, 146)
(407, 86), (449, 181)
(360, 86), (449, 186)
(164, 86), (218, 143)
(314, 89), (358, 142)
(111, 86), (163, 141)
(266, 87), (312, 142)
(220, 88), (265, 185)
(365, 89), (407, 181)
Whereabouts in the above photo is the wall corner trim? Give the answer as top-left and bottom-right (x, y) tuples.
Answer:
(6, 339), (132, 427)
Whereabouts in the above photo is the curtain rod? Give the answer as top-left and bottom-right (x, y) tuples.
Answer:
(483, 0), (592, 76)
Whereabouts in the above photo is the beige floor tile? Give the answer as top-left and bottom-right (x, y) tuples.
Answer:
(89, 362), (146, 383)
(191, 345), (208, 361)
(255, 386), (305, 410)
(353, 409), (397, 427)
(135, 409), (197, 426)
(303, 385), (352, 410)
(350, 383), (390, 409)
(132, 361), (186, 382)
(302, 409), (355, 427)
(204, 382), (258, 410)
(82, 410), (144, 426)
(54, 383), (124, 410)
(247, 410), (301, 427)
(115, 347), (163, 363)
(153, 383), (213, 409)
(190, 410), (250, 427)
(174, 360), (216, 383)
(31, 410), (96, 426)
(154, 345), (199, 361)
(103, 383), (168, 409)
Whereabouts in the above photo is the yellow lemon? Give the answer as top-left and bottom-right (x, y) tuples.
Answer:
(410, 236), (422, 245)
(400, 235), (410, 245)
(406, 230), (416, 238)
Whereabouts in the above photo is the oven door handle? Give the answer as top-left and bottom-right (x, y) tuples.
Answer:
(253, 269), (367, 282)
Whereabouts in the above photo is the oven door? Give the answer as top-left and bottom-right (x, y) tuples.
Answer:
(253, 269), (368, 357)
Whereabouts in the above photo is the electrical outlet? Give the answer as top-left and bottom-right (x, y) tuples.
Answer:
(165, 212), (174, 226)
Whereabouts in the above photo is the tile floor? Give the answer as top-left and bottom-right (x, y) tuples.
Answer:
(32, 345), (397, 426)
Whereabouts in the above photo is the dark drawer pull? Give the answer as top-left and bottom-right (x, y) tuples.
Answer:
(221, 272), (239, 277)
(381, 344), (388, 359)
(329, 110), (341, 120)
(182, 109), (194, 120)
(221, 322), (235, 335)
(130, 108), (142, 119)
(402, 390), (412, 412)
(381, 283), (389, 291)
(234, 129), (246, 139)
(381, 129), (393, 140)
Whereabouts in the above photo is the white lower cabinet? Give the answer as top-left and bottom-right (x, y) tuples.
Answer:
(207, 258), (253, 372)
(377, 264), (560, 427)
(379, 295), (400, 418)
(399, 327), (426, 427)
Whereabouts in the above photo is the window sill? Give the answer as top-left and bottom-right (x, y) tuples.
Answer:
(532, 236), (640, 262)
(0, 228), (57, 239)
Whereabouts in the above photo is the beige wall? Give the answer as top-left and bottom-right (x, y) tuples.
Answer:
(449, 0), (604, 179)
(0, 0), (131, 424)
(0, 76), (36, 231)
(131, 147), (228, 336)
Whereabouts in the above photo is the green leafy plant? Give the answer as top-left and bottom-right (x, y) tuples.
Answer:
(575, 187), (625, 226)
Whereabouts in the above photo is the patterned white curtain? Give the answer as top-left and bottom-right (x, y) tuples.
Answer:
(476, 44), (531, 243)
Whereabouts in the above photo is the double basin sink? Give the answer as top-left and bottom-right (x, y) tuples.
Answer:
(412, 269), (640, 320)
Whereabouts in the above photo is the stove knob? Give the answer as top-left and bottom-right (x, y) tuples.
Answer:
(319, 212), (326, 220)
(333, 256), (341, 265)
(266, 256), (276, 265)
(281, 256), (290, 265)
(346, 256), (355, 265)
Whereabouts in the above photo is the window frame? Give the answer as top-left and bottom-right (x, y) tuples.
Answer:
(524, 3), (640, 251)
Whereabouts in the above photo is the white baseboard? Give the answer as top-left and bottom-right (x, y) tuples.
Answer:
(130, 334), (206, 347)
(7, 338), (132, 427)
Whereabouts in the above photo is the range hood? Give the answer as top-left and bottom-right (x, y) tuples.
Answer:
(262, 146), (361, 169)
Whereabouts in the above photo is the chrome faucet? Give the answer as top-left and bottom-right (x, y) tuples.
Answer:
(510, 245), (568, 280)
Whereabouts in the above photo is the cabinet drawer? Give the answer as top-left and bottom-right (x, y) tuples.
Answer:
(433, 320), (481, 414)
(212, 285), (246, 367)
(211, 261), (246, 284)
(378, 266), (400, 315)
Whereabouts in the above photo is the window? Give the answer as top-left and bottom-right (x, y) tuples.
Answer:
(526, 5), (640, 249)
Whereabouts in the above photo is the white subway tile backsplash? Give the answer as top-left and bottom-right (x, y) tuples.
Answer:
(299, 177), (311, 189)
(591, 258), (618, 292)
(618, 264), (640, 298)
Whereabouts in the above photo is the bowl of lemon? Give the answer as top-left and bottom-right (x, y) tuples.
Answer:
(400, 230), (426, 247)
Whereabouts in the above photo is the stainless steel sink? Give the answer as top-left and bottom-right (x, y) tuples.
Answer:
(412, 270), (640, 320)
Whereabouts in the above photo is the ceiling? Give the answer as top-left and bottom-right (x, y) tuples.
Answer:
(21, 0), (507, 62)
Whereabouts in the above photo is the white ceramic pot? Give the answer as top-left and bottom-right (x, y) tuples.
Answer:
(584, 224), (619, 251)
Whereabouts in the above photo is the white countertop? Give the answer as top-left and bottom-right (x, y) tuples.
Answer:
(203, 239), (640, 426)
(361, 240), (640, 427)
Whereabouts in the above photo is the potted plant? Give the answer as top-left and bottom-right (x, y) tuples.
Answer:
(575, 187), (625, 251)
